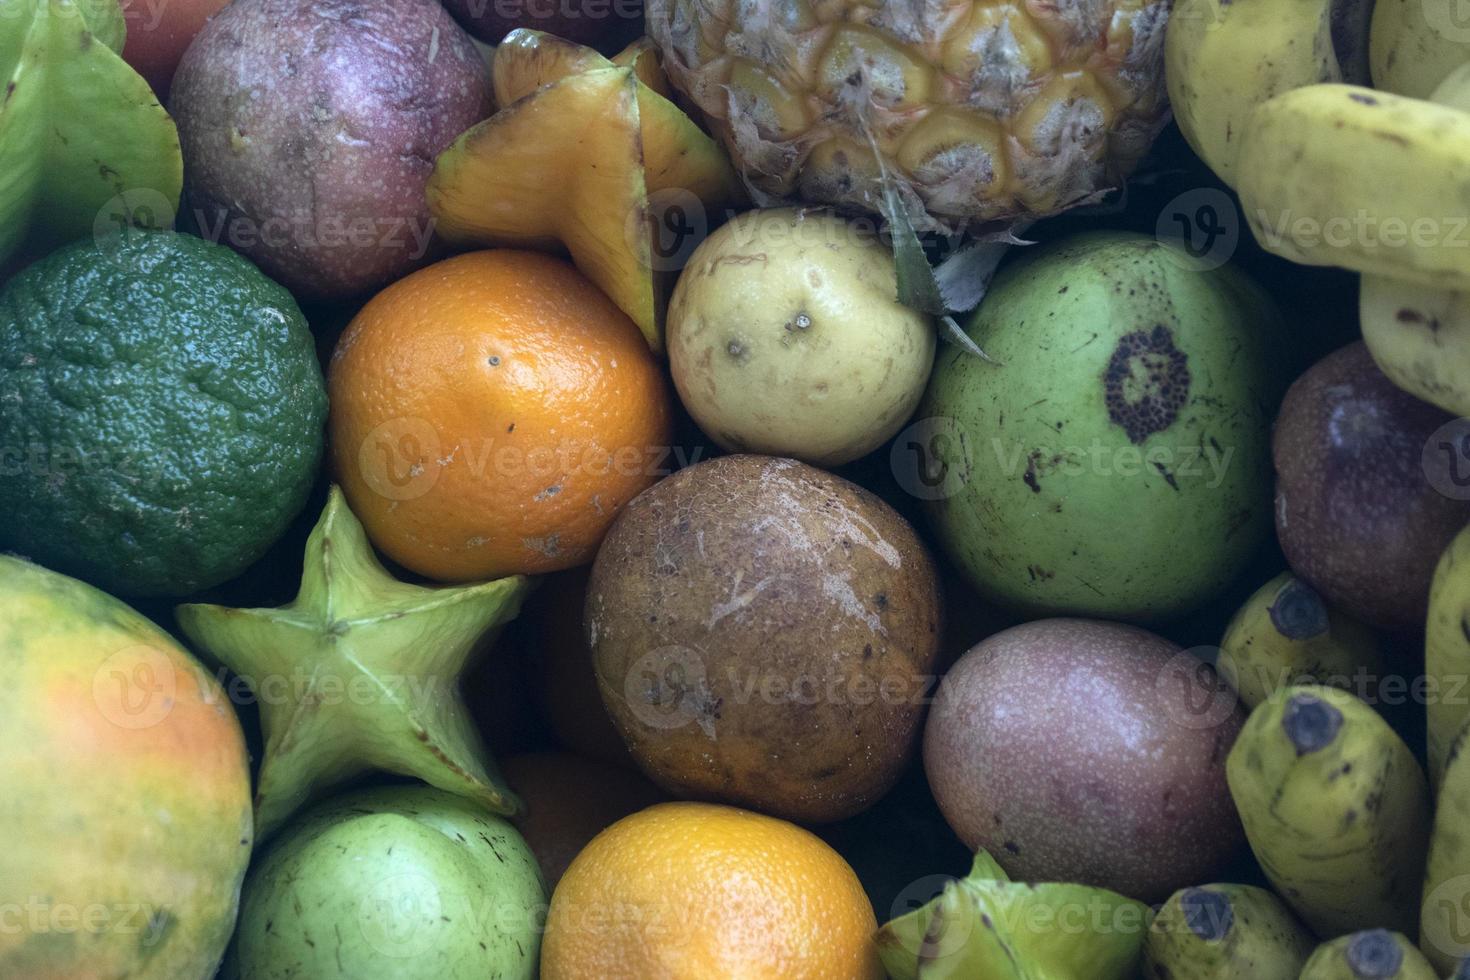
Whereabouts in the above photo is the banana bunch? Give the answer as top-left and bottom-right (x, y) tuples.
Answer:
(1143, 884), (1314, 979)
(1165, 0), (1373, 188)
(1226, 685), (1432, 938)
(1187, 0), (1470, 415)
(1217, 572), (1383, 709)
(1300, 929), (1440, 979)
(1359, 64), (1470, 416)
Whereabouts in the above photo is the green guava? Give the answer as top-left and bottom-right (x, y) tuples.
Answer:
(226, 786), (545, 980)
(921, 232), (1282, 621)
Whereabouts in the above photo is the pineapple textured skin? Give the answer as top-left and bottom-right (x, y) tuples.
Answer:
(647, 0), (1173, 231)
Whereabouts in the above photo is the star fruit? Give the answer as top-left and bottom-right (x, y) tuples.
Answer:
(176, 486), (530, 839)
(0, 0), (182, 267)
(877, 851), (1150, 980)
(427, 29), (745, 353)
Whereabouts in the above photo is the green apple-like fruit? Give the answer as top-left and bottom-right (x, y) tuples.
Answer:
(920, 232), (1282, 621)
(228, 786), (545, 980)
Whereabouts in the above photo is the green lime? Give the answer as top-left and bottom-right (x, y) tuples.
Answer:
(0, 229), (327, 597)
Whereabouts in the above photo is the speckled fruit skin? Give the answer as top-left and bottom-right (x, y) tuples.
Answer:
(228, 786), (545, 980)
(923, 232), (1282, 622)
(0, 556), (253, 980)
(667, 208), (936, 467)
(170, 0), (492, 302)
(440, 0), (644, 51)
(0, 230), (327, 598)
(923, 618), (1245, 903)
(586, 454), (942, 824)
(1275, 341), (1470, 629)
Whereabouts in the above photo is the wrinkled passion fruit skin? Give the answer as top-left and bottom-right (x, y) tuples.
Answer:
(921, 233), (1284, 622)
(171, 0), (492, 301)
(1274, 341), (1470, 628)
(923, 618), (1245, 903)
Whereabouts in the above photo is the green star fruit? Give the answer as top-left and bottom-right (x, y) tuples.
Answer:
(177, 486), (531, 839)
(877, 851), (1150, 980)
(0, 0), (183, 266)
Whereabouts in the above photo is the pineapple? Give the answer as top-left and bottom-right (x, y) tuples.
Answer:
(646, 0), (1173, 233)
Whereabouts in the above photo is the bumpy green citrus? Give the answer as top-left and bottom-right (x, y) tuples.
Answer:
(0, 229), (327, 597)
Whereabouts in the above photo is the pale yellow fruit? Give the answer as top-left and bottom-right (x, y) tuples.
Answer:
(1236, 84), (1470, 290)
(1370, 0), (1470, 98)
(668, 208), (935, 466)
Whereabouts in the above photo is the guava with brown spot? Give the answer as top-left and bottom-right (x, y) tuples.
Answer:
(923, 618), (1246, 903)
(585, 454), (942, 823)
(922, 232), (1285, 622)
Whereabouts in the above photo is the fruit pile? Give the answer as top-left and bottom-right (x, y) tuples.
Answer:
(2, 0), (1469, 977)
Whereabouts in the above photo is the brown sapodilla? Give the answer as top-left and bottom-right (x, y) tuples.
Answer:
(586, 454), (942, 823)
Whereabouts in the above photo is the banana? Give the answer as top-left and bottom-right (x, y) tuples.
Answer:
(1361, 274), (1470, 417)
(1299, 929), (1440, 979)
(1420, 498), (1470, 793)
(1422, 720), (1470, 974)
(1165, 0), (1373, 187)
(1217, 572), (1383, 709)
(1142, 883), (1314, 979)
(1370, 0), (1470, 99)
(1236, 84), (1470, 291)
(1359, 64), (1470, 418)
(1225, 685), (1431, 938)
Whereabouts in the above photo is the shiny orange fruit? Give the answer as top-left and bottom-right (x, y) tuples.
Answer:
(542, 801), (883, 980)
(328, 250), (672, 581)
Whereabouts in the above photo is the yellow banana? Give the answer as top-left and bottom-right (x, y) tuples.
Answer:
(1226, 685), (1431, 938)
(1361, 274), (1470, 417)
(1217, 572), (1383, 709)
(1360, 64), (1470, 417)
(1236, 84), (1470, 291)
(1142, 883), (1314, 979)
(1165, 0), (1373, 187)
(1422, 720), (1470, 974)
(1370, 0), (1470, 98)
(1299, 929), (1440, 979)
(1428, 524), (1470, 791)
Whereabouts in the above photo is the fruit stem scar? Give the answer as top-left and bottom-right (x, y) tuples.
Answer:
(1267, 578), (1330, 641)
(1281, 694), (1342, 756)
(1180, 888), (1233, 941)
